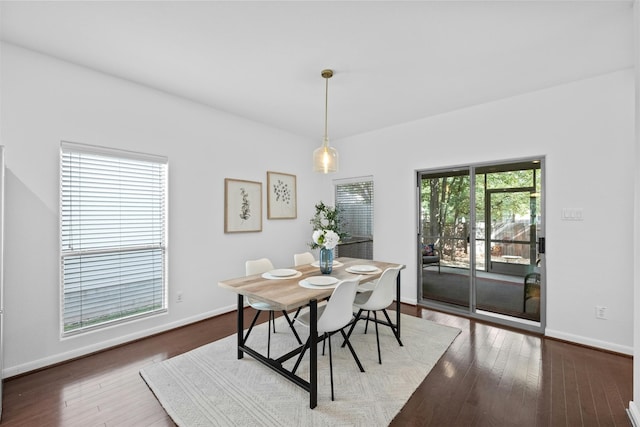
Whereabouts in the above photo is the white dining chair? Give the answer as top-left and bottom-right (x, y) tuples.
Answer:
(292, 276), (365, 401)
(245, 258), (302, 358)
(342, 265), (404, 364)
(292, 252), (320, 321)
(293, 252), (316, 266)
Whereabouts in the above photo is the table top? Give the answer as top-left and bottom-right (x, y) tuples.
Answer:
(218, 257), (405, 311)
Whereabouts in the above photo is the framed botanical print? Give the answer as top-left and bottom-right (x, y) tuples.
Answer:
(224, 178), (262, 233)
(267, 171), (297, 219)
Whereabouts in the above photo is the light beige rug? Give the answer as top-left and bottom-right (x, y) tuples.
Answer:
(140, 312), (460, 426)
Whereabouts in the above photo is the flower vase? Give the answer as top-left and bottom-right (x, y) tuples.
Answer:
(319, 247), (334, 274)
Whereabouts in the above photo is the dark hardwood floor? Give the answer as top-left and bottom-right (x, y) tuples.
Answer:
(0, 305), (632, 426)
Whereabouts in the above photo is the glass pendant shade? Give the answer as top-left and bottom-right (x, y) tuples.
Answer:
(313, 137), (338, 174)
(313, 68), (338, 173)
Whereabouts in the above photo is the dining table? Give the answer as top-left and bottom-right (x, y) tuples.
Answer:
(218, 256), (405, 409)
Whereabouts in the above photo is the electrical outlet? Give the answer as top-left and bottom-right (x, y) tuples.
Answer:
(177, 291), (183, 303)
(595, 305), (607, 319)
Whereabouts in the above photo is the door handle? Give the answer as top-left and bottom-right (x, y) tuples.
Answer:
(537, 237), (545, 254)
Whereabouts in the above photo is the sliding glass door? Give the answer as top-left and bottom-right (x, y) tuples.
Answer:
(418, 159), (544, 332)
(419, 169), (471, 310)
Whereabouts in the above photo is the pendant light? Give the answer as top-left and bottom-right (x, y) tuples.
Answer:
(313, 69), (338, 173)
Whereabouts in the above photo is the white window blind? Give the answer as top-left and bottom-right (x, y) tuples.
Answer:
(335, 178), (373, 259)
(60, 142), (168, 335)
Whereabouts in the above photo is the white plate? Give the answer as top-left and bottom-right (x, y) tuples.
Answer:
(349, 265), (378, 273)
(298, 280), (338, 290)
(310, 260), (343, 268)
(346, 267), (380, 275)
(262, 271), (303, 280)
(306, 276), (339, 286)
(268, 268), (298, 277)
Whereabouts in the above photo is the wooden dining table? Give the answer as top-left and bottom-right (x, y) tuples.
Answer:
(218, 257), (405, 409)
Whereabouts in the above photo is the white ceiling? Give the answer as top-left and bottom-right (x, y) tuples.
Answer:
(0, 1), (635, 141)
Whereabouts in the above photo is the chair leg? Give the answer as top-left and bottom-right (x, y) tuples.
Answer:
(381, 309), (403, 347)
(342, 308), (403, 364)
(373, 311), (381, 364)
(339, 329), (365, 373)
(295, 330), (363, 402)
(271, 311), (277, 333)
(327, 333), (334, 401)
(364, 310), (371, 334)
(267, 311), (273, 358)
(244, 309), (262, 342)
(282, 310), (303, 344)
(342, 309), (364, 348)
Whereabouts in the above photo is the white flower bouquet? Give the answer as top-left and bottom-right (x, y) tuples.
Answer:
(312, 229), (340, 250)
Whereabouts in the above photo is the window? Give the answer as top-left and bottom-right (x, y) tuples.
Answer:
(334, 177), (373, 259)
(60, 142), (168, 335)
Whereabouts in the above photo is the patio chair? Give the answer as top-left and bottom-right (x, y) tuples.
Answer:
(422, 243), (441, 273)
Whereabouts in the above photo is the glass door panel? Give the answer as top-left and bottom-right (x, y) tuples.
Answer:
(474, 163), (541, 322)
(419, 170), (471, 310)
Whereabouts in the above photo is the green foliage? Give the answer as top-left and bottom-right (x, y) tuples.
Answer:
(309, 201), (348, 249)
(421, 175), (471, 239)
(421, 168), (540, 238)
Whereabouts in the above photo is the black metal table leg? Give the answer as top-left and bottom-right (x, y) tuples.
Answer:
(237, 294), (244, 359)
(310, 299), (317, 409)
(396, 273), (401, 340)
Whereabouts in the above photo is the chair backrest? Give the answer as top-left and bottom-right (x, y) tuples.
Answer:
(357, 265), (403, 311)
(317, 276), (362, 334)
(294, 252), (315, 266)
(245, 258), (275, 276)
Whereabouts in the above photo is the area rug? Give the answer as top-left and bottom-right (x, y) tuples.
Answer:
(140, 312), (460, 426)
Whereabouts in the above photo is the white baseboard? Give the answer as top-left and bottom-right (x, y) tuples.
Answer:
(545, 328), (633, 355)
(7, 303), (630, 378)
(627, 401), (640, 426)
(400, 297), (418, 305)
(3, 306), (235, 378)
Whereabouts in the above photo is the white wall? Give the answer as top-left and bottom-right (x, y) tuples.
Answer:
(0, 42), (334, 377)
(0, 40), (635, 377)
(334, 69), (635, 355)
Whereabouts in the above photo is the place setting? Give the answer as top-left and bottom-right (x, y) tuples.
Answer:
(261, 268), (303, 280)
(310, 260), (343, 268)
(345, 264), (381, 275)
(298, 275), (339, 289)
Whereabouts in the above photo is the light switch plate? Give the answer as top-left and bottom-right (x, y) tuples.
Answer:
(561, 208), (584, 221)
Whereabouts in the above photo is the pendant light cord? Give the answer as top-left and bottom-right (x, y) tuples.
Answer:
(324, 76), (329, 142)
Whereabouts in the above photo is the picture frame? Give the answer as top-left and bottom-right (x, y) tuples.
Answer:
(224, 178), (262, 233)
(267, 171), (297, 219)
